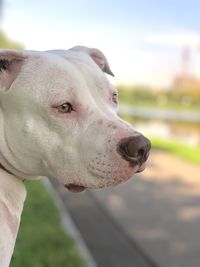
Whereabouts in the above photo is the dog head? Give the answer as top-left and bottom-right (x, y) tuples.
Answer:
(0, 47), (150, 192)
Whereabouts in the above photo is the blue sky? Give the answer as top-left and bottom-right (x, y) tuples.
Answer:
(2, 0), (200, 87)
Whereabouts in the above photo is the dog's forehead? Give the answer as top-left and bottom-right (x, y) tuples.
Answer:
(16, 50), (115, 107)
(45, 49), (111, 85)
(44, 50), (113, 92)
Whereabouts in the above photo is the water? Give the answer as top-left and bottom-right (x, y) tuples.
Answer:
(119, 106), (200, 147)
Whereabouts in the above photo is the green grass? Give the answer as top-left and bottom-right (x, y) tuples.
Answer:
(10, 180), (86, 267)
(150, 136), (200, 165)
(119, 114), (200, 165)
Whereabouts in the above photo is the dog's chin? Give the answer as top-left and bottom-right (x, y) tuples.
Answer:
(63, 163), (146, 193)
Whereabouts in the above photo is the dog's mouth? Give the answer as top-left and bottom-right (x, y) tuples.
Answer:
(64, 162), (147, 193)
(64, 183), (86, 193)
(136, 162), (146, 173)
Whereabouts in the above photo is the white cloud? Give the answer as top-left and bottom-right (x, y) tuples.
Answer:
(2, 10), (183, 87)
(146, 32), (200, 47)
(2, 25), (176, 87)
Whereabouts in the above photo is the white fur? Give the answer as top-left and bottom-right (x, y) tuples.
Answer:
(0, 169), (26, 267)
(0, 47), (141, 188)
(0, 46), (147, 266)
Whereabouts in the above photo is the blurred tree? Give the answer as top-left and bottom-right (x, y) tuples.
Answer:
(0, 31), (23, 49)
(0, 0), (23, 49)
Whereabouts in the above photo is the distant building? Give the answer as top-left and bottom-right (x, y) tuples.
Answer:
(173, 46), (200, 91)
(174, 75), (200, 91)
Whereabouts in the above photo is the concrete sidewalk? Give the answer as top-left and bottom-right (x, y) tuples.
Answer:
(50, 177), (157, 267)
(50, 150), (200, 267)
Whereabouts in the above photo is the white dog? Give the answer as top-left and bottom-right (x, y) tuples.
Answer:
(0, 46), (150, 267)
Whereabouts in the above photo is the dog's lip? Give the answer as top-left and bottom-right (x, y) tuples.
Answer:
(64, 183), (86, 193)
(136, 163), (146, 173)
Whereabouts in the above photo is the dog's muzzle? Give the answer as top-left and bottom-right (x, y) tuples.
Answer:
(117, 135), (151, 166)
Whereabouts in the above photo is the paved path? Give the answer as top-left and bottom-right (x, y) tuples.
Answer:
(94, 150), (200, 267)
(50, 178), (157, 267)
(50, 150), (200, 267)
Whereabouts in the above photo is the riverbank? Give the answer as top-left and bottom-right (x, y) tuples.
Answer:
(119, 105), (200, 165)
(118, 86), (200, 112)
(150, 136), (200, 165)
(120, 105), (200, 123)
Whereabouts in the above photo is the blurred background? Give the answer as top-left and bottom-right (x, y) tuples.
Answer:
(1, 0), (200, 267)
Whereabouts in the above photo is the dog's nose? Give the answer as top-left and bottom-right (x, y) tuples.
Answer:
(117, 135), (151, 164)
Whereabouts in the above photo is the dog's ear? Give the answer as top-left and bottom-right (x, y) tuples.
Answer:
(0, 50), (27, 91)
(70, 46), (114, 76)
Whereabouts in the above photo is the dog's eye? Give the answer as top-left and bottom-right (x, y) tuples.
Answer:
(112, 92), (118, 104)
(57, 102), (74, 113)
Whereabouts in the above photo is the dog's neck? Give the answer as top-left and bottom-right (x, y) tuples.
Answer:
(0, 167), (26, 267)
